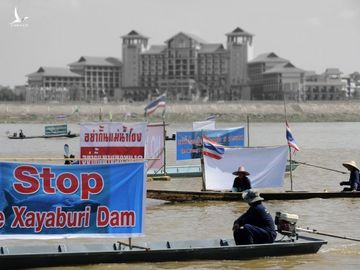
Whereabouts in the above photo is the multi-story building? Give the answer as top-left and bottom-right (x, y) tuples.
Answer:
(304, 68), (346, 100)
(26, 66), (83, 102)
(27, 56), (122, 102)
(248, 52), (289, 99)
(27, 66), (82, 88)
(249, 52), (346, 101)
(121, 27), (253, 101)
(69, 56), (122, 102)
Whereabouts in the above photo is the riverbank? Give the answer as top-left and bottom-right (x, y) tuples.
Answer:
(1, 101), (360, 123)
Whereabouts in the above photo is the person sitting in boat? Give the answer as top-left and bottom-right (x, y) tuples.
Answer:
(231, 166), (252, 192)
(65, 154), (79, 165)
(232, 189), (277, 245)
(340, 160), (360, 191)
(19, 129), (25, 138)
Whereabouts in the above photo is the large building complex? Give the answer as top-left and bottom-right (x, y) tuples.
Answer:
(121, 27), (252, 101)
(25, 27), (351, 103)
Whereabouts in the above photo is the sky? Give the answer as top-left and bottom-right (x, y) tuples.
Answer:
(0, 0), (359, 87)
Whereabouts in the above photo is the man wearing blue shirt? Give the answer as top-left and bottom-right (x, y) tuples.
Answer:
(340, 160), (360, 191)
(232, 189), (277, 245)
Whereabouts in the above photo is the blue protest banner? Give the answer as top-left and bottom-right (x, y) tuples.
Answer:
(0, 162), (145, 237)
(176, 127), (245, 160)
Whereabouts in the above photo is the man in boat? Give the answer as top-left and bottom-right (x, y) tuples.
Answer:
(340, 160), (360, 191)
(19, 129), (25, 138)
(232, 189), (277, 245)
(231, 166), (252, 192)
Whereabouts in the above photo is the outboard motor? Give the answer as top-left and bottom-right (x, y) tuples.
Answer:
(275, 212), (299, 240)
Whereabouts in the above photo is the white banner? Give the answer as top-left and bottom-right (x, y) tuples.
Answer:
(204, 146), (288, 190)
(145, 123), (165, 170)
(192, 120), (216, 131)
(80, 122), (147, 164)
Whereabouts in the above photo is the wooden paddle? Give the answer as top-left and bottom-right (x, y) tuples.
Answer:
(297, 227), (360, 242)
(292, 160), (347, 174)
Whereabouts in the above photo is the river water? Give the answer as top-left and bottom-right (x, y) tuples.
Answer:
(1, 122), (360, 269)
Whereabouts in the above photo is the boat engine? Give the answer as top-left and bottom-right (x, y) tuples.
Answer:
(275, 212), (299, 240)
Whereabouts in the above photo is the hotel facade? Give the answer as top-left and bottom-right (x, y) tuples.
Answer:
(26, 27), (349, 103)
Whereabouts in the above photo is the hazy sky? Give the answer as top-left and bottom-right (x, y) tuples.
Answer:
(1, 0), (359, 87)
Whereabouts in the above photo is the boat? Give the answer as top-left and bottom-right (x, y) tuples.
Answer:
(0, 235), (326, 269)
(148, 161), (299, 178)
(147, 189), (360, 202)
(8, 133), (79, 139)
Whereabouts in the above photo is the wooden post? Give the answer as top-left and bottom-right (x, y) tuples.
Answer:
(200, 131), (206, 191)
(163, 120), (167, 176)
(289, 146), (293, 191)
(247, 115), (250, 147)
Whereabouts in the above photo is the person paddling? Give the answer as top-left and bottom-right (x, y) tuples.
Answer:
(340, 161), (360, 191)
(232, 189), (277, 245)
(231, 166), (251, 192)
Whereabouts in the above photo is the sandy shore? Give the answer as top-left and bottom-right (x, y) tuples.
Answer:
(1, 100), (360, 123)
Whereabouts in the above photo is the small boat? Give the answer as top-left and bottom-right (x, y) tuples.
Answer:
(148, 161), (299, 178)
(0, 235), (326, 269)
(8, 133), (79, 139)
(147, 189), (360, 202)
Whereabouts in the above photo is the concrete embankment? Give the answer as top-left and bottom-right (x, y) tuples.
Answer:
(1, 101), (360, 123)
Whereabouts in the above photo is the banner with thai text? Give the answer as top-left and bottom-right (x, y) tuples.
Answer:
(145, 123), (165, 170)
(0, 162), (146, 238)
(176, 127), (245, 160)
(80, 122), (147, 164)
(204, 146), (288, 190)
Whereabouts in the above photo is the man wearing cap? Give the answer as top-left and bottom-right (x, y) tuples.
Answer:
(340, 160), (360, 191)
(232, 166), (252, 192)
(232, 189), (277, 245)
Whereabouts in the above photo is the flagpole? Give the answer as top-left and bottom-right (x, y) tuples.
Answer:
(283, 92), (294, 191)
(162, 119), (167, 177)
(247, 115), (250, 147)
(200, 131), (206, 191)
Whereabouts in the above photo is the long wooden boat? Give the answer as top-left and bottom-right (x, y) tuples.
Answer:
(8, 133), (79, 139)
(0, 236), (326, 269)
(147, 189), (360, 202)
(148, 162), (299, 178)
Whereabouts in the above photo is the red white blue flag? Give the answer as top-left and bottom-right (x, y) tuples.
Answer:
(144, 93), (166, 116)
(286, 121), (300, 152)
(202, 135), (225, 160)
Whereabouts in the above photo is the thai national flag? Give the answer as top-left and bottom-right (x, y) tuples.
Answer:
(202, 135), (225, 160)
(286, 121), (300, 152)
(206, 114), (216, 121)
(144, 93), (166, 116)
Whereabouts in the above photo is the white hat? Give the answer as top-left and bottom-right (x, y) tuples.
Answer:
(232, 166), (250, 176)
(242, 189), (264, 204)
(342, 161), (359, 171)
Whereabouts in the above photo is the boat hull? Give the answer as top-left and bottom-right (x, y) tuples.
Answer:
(0, 236), (325, 269)
(147, 189), (360, 202)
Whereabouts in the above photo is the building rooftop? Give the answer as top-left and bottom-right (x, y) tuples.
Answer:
(68, 56), (122, 67)
(142, 45), (167, 55)
(164, 32), (208, 44)
(198, 44), (226, 53)
(263, 62), (305, 74)
(249, 52), (289, 64)
(225, 27), (253, 37)
(27, 67), (82, 78)
(121, 30), (148, 39)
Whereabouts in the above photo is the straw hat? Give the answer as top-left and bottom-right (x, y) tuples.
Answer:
(232, 166), (250, 176)
(242, 189), (264, 204)
(342, 161), (360, 171)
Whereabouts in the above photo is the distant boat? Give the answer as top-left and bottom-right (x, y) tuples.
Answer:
(8, 133), (79, 139)
(8, 124), (79, 139)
